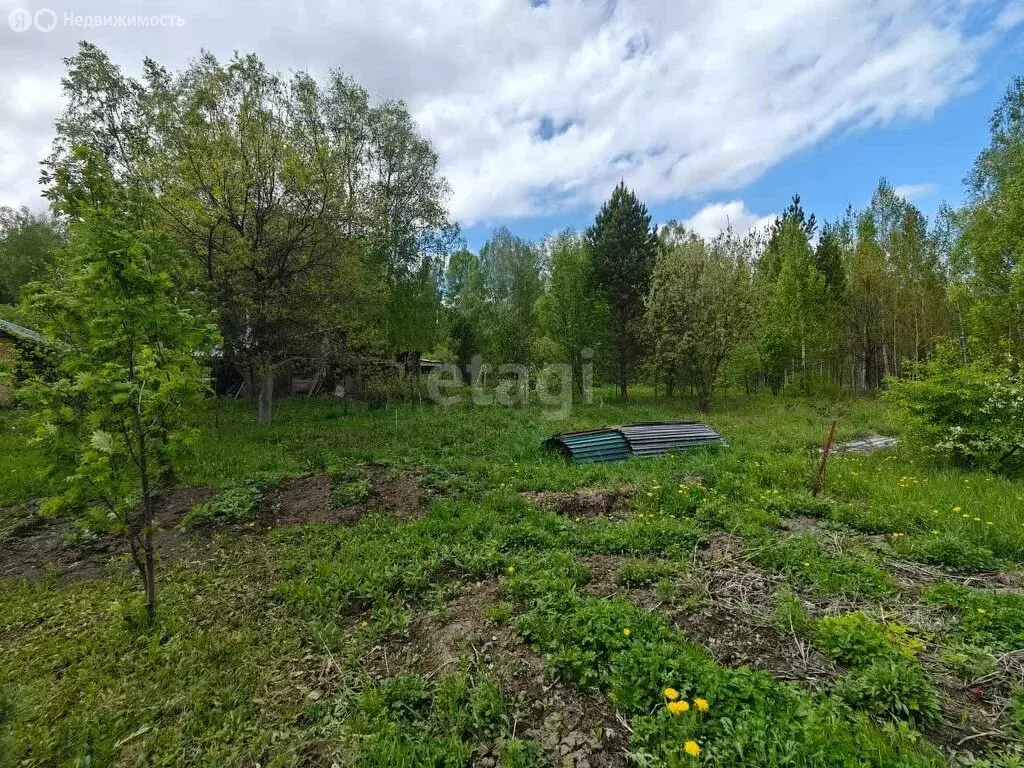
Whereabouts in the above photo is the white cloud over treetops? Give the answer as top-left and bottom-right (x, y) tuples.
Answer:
(0, 0), (1018, 226)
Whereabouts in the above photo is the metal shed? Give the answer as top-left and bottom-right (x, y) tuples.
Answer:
(544, 421), (726, 464)
(619, 422), (727, 457)
(542, 428), (631, 464)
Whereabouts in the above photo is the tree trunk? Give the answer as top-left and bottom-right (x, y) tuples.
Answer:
(257, 364), (274, 426)
(696, 386), (712, 413)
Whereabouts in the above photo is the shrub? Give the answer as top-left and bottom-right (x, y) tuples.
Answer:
(181, 473), (277, 528)
(616, 559), (674, 588)
(837, 659), (941, 725)
(815, 612), (893, 667)
(891, 532), (999, 573)
(885, 354), (1024, 472)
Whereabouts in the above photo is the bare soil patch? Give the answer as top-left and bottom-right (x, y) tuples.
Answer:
(522, 487), (635, 520)
(675, 533), (840, 688)
(258, 464), (432, 528)
(0, 486), (216, 582)
(364, 580), (629, 767)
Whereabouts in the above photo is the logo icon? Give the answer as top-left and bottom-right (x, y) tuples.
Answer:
(8, 7), (33, 31)
(34, 7), (57, 31)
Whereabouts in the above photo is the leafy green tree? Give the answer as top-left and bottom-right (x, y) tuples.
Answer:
(479, 227), (542, 365)
(0, 207), (64, 304)
(536, 230), (606, 401)
(585, 183), (658, 399)
(23, 151), (217, 619)
(46, 44), (453, 425)
(759, 215), (826, 394)
(647, 225), (756, 411)
(443, 248), (488, 381)
(958, 77), (1024, 359)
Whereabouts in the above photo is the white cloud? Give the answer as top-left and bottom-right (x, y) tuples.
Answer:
(683, 201), (777, 239)
(893, 183), (938, 200)
(0, 0), (1018, 224)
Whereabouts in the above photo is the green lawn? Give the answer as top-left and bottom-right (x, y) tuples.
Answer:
(2, 393), (1023, 766)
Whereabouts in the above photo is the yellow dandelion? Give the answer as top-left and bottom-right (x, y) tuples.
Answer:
(694, 697), (709, 712)
(507, 566), (516, 575)
(360, 620), (368, 628)
(663, 687), (680, 701)
(977, 608), (986, 614)
(684, 740), (701, 757)
(953, 506), (962, 513)
(623, 628), (632, 637)
(667, 700), (690, 715)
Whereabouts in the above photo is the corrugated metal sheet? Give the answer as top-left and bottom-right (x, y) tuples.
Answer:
(543, 428), (631, 464)
(0, 319), (47, 346)
(544, 421), (726, 463)
(619, 422), (726, 457)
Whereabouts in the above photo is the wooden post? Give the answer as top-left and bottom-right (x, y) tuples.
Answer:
(812, 420), (837, 498)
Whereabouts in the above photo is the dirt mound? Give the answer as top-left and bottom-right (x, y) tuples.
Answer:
(0, 486), (216, 582)
(522, 488), (634, 520)
(365, 581), (628, 767)
(256, 464), (432, 528)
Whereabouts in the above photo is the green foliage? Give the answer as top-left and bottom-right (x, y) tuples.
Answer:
(753, 534), (895, 598)
(535, 229), (606, 400)
(816, 612), (890, 667)
(584, 182), (658, 398)
(616, 559), (674, 588)
(329, 465), (372, 508)
(924, 582), (1024, 652)
(23, 150), (217, 613)
(647, 225), (757, 411)
(769, 587), (814, 634)
(340, 669), (513, 767)
(886, 355), (1024, 473)
(837, 659), (941, 726)
(890, 530), (999, 572)
(0, 206), (64, 305)
(181, 475), (277, 529)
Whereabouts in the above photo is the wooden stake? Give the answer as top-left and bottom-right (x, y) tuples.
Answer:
(812, 420), (837, 498)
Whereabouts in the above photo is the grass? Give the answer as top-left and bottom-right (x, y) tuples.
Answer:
(3, 390), (1024, 765)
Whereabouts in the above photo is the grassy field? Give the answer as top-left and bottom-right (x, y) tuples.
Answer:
(2, 392), (1024, 767)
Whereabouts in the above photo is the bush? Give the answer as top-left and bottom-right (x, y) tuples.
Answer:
(181, 473), (278, 528)
(885, 354), (1024, 472)
(837, 659), (941, 725)
(891, 531), (999, 573)
(815, 613), (893, 667)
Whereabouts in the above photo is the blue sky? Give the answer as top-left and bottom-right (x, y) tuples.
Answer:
(462, 16), (1024, 250)
(0, 0), (1021, 250)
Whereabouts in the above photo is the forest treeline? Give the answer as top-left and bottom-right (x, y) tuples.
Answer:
(2, 45), (1022, 419)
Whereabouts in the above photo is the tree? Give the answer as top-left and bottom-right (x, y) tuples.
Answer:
(647, 225), (756, 411)
(0, 207), (64, 304)
(536, 230), (606, 402)
(585, 182), (658, 399)
(958, 77), (1024, 360)
(23, 151), (216, 620)
(479, 227), (542, 365)
(45, 44), (454, 425)
(759, 215), (826, 394)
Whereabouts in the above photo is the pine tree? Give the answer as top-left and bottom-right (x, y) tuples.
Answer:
(584, 182), (658, 399)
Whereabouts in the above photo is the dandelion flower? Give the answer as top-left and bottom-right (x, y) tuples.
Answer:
(667, 700), (690, 715)
(623, 628), (632, 637)
(977, 608), (986, 614)
(360, 620), (368, 628)
(694, 697), (709, 712)
(953, 506), (962, 513)
(663, 687), (680, 701)
(507, 566), (516, 575)
(684, 740), (701, 757)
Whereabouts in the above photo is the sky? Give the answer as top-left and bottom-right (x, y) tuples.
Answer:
(1, 0), (1022, 251)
